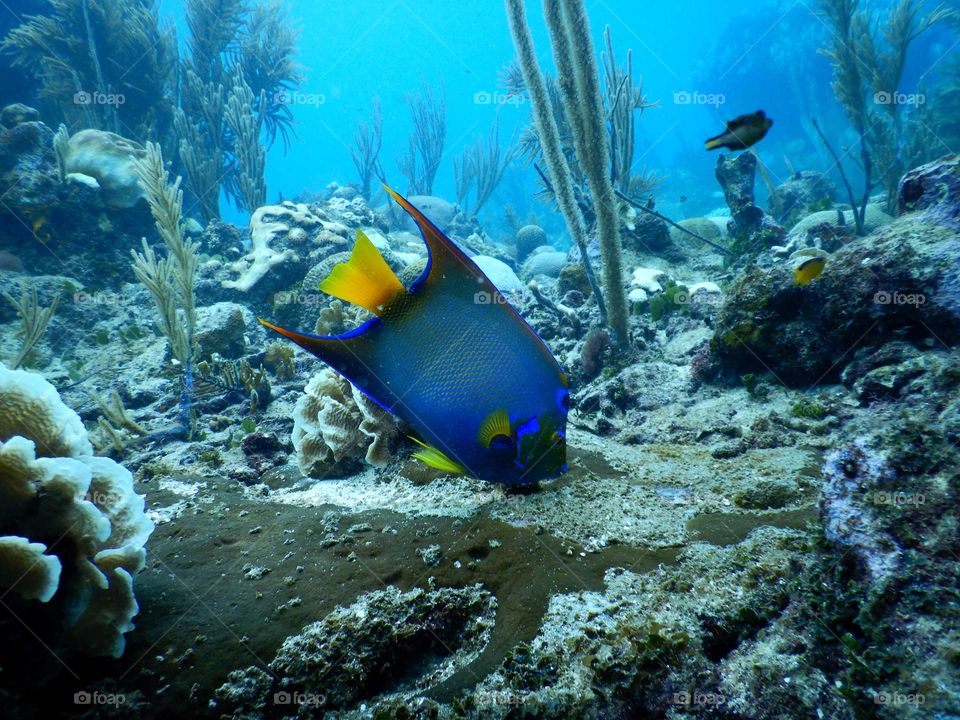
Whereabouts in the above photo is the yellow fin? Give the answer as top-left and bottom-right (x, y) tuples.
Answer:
(477, 408), (511, 448)
(318, 229), (405, 315)
(794, 257), (826, 286)
(409, 436), (467, 475)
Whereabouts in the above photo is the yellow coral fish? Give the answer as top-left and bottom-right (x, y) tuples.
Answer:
(794, 256), (826, 286)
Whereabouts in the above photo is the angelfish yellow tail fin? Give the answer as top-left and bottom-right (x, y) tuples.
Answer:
(318, 229), (405, 315)
(409, 436), (467, 475)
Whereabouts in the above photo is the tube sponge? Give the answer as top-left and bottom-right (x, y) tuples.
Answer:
(0, 364), (154, 657)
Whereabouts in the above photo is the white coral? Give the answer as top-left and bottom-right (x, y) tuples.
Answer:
(0, 364), (154, 657)
(292, 368), (398, 478)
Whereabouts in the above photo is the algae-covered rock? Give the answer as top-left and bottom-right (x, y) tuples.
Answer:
(214, 585), (496, 715)
(898, 152), (960, 229)
(194, 302), (255, 359)
(623, 208), (671, 253)
(515, 223), (547, 261)
(711, 210), (960, 385)
(770, 170), (835, 224)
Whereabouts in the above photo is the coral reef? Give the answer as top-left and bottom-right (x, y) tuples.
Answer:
(63, 130), (146, 209)
(0, 364), (153, 657)
(292, 367), (400, 477)
(710, 187), (960, 384)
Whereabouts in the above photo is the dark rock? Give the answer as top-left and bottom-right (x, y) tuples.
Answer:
(0, 120), (58, 211)
(200, 220), (244, 258)
(0, 103), (40, 129)
(711, 211), (960, 386)
(898, 153), (960, 229)
(715, 152), (764, 238)
(770, 170), (836, 224)
(623, 210), (671, 253)
(194, 302), (252, 359)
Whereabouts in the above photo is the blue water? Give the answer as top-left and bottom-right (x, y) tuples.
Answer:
(149, 0), (952, 230)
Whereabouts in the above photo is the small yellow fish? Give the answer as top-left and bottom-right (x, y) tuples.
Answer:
(705, 110), (773, 151)
(794, 256), (826, 286)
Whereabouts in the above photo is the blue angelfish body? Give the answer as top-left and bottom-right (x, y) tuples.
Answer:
(260, 187), (569, 484)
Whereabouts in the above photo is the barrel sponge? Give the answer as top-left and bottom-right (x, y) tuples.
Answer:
(0, 364), (154, 657)
(292, 367), (399, 477)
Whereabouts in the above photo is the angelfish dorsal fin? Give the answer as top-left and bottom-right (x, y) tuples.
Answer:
(382, 185), (494, 293)
(319, 229), (405, 315)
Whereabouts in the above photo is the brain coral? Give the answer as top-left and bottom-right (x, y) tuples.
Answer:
(0, 364), (154, 657)
(292, 367), (399, 477)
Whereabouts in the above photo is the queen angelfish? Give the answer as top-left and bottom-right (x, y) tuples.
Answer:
(259, 187), (569, 484)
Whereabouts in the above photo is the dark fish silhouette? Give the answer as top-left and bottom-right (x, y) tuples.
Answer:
(705, 110), (773, 151)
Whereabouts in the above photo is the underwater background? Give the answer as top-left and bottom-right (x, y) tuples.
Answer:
(1, 0), (959, 718)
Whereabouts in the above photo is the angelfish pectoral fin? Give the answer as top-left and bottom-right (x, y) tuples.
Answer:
(319, 229), (405, 315)
(409, 436), (467, 475)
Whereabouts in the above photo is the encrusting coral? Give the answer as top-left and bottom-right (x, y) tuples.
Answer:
(292, 367), (399, 477)
(0, 364), (154, 657)
(222, 202), (314, 292)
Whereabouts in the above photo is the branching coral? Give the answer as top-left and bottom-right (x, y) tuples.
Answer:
(350, 98), (386, 201)
(0, 364), (154, 657)
(292, 367), (399, 478)
(1, 0), (177, 142)
(507, 0), (629, 346)
(2, 282), (59, 370)
(818, 0), (952, 222)
(454, 111), (518, 216)
(397, 83), (446, 196)
(225, 68), (268, 214)
(505, 0), (607, 328)
(131, 142), (199, 434)
(175, 70), (226, 223)
(601, 25), (658, 196)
